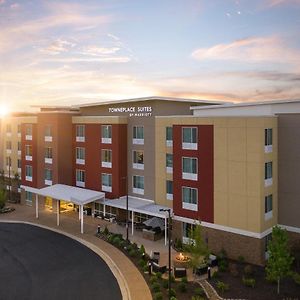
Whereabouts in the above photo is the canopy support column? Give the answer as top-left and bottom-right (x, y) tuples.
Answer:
(79, 205), (81, 220)
(131, 211), (134, 235)
(164, 217), (167, 246)
(80, 204), (84, 234)
(35, 194), (39, 219)
(103, 203), (106, 217)
(57, 200), (60, 226)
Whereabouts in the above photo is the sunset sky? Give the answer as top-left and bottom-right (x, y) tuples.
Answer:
(0, 0), (300, 112)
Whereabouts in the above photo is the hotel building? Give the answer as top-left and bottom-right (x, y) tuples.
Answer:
(1, 97), (300, 265)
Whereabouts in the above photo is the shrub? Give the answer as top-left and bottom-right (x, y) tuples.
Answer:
(132, 242), (138, 249)
(178, 282), (187, 293)
(138, 259), (146, 268)
(212, 270), (219, 279)
(162, 279), (168, 289)
(103, 226), (109, 235)
(170, 274), (176, 283)
(216, 281), (229, 293)
(153, 292), (163, 300)
(244, 264), (254, 276)
(168, 288), (176, 298)
(0, 190), (6, 210)
(139, 244), (146, 255)
(112, 236), (121, 246)
(129, 249), (137, 257)
(218, 248), (227, 260)
(143, 264), (149, 273)
(150, 276), (158, 285)
(174, 238), (183, 251)
(293, 272), (300, 285)
(194, 287), (204, 296)
(238, 255), (245, 264)
(181, 276), (188, 283)
(108, 234), (115, 243)
(155, 272), (162, 280)
(218, 260), (228, 272)
(151, 282), (161, 293)
(242, 277), (256, 288)
(170, 297), (177, 300)
(120, 240), (126, 249)
(191, 297), (205, 300)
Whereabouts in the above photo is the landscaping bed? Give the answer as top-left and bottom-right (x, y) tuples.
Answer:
(96, 227), (208, 300)
(0, 207), (15, 214)
(210, 259), (300, 300)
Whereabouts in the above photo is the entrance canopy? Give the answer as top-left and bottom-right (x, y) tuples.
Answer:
(23, 184), (105, 205)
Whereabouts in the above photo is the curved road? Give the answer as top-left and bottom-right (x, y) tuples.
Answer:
(0, 223), (122, 300)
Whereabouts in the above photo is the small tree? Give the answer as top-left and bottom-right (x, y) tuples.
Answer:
(186, 223), (209, 279)
(266, 226), (294, 294)
(0, 189), (6, 210)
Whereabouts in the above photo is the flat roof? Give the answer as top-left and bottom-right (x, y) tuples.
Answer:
(72, 96), (231, 108)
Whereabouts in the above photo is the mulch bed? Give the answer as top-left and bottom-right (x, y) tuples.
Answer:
(210, 261), (300, 300)
(0, 207), (15, 214)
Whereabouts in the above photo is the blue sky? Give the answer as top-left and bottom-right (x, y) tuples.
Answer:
(0, 0), (300, 111)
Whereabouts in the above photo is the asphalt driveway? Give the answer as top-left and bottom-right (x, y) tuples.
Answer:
(0, 223), (122, 300)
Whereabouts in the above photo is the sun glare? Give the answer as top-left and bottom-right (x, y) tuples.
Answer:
(0, 104), (9, 118)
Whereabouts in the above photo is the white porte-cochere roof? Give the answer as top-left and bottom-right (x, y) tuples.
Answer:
(22, 184), (105, 205)
(100, 196), (173, 218)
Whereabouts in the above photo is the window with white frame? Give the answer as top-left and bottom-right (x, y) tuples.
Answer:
(6, 141), (12, 152)
(133, 150), (144, 170)
(25, 145), (32, 161)
(18, 141), (21, 152)
(76, 147), (85, 165)
(76, 125), (85, 142)
(182, 127), (197, 150)
(101, 149), (112, 168)
(17, 159), (21, 170)
(25, 191), (33, 206)
(44, 168), (52, 185)
(25, 165), (33, 181)
(133, 126), (144, 144)
(45, 147), (52, 164)
(166, 127), (173, 147)
(76, 169), (85, 187)
(265, 128), (273, 153)
(265, 194), (273, 220)
(182, 157), (198, 180)
(45, 125), (52, 142)
(133, 175), (144, 195)
(25, 124), (32, 140)
(182, 222), (196, 244)
(101, 173), (112, 192)
(182, 187), (198, 211)
(264, 233), (272, 259)
(166, 153), (173, 173)
(101, 125), (112, 144)
(264, 161), (273, 187)
(166, 180), (173, 200)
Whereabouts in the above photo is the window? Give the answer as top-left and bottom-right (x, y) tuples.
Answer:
(6, 141), (12, 151)
(166, 127), (173, 147)
(182, 127), (197, 150)
(166, 180), (173, 200)
(264, 233), (272, 259)
(6, 124), (11, 134)
(25, 191), (33, 206)
(45, 147), (53, 164)
(44, 168), (52, 185)
(6, 157), (11, 167)
(133, 175), (144, 195)
(182, 187), (198, 211)
(45, 125), (52, 142)
(17, 159), (21, 169)
(101, 125), (112, 144)
(76, 169), (85, 187)
(265, 128), (273, 153)
(76, 125), (85, 142)
(166, 153), (173, 173)
(18, 141), (21, 151)
(182, 222), (196, 244)
(182, 157), (198, 180)
(25, 145), (32, 161)
(101, 173), (112, 192)
(265, 194), (273, 220)
(17, 124), (21, 134)
(133, 150), (144, 170)
(133, 126), (144, 144)
(101, 149), (112, 168)
(76, 147), (85, 165)
(25, 165), (33, 181)
(25, 124), (32, 140)
(265, 162), (273, 187)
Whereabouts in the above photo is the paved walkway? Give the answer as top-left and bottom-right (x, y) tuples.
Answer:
(0, 204), (152, 300)
(198, 279), (223, 300)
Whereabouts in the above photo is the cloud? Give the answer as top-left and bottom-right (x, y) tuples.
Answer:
(266, 0), (300, 7)
(41, 39), (76, 55)
(43, 56), (131, 63)
(191, 36), (300, 65)
(10, 3), (20, 9)
(81, 46), (120, 56)
(0, 0), (5, 5)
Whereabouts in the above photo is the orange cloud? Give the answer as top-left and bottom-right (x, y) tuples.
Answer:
(266, 0), (300, 7)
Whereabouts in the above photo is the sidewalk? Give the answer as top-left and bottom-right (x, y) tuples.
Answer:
(0, 204), (152, 300)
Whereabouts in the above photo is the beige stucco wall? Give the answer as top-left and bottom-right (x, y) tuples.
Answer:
(155, 116), (278, 234)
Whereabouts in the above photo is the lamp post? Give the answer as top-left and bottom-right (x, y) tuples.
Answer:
(121, 176), (129, 242)
(160, 208), (172, 299)
(8, 156), (11, 202)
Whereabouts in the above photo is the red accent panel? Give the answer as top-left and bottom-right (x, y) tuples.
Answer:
(21, 124), (38, 187)
(173, 125), (214, 223)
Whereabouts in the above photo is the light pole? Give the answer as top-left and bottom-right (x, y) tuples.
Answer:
(8, 156), (11, 202)
(160, 208), (172, 299)
(121, 176), (129, 242)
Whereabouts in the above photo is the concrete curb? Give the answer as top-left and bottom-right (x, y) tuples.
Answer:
(0, 220), (131, 300)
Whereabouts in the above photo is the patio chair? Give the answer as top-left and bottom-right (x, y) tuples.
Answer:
(174, 267), (187, 278)
(152, 262), (167, 274)
(150, 251), (160, 264)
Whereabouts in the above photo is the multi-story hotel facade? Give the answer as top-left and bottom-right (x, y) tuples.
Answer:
(1, 97), (300, 266)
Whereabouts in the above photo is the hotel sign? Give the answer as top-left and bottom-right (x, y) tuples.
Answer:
(108, 106), (152, 117)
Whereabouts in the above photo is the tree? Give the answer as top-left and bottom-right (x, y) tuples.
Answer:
(186, 223), (209, 279)
(266, 225), (294, 294)
(0, 189), (6, 210)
